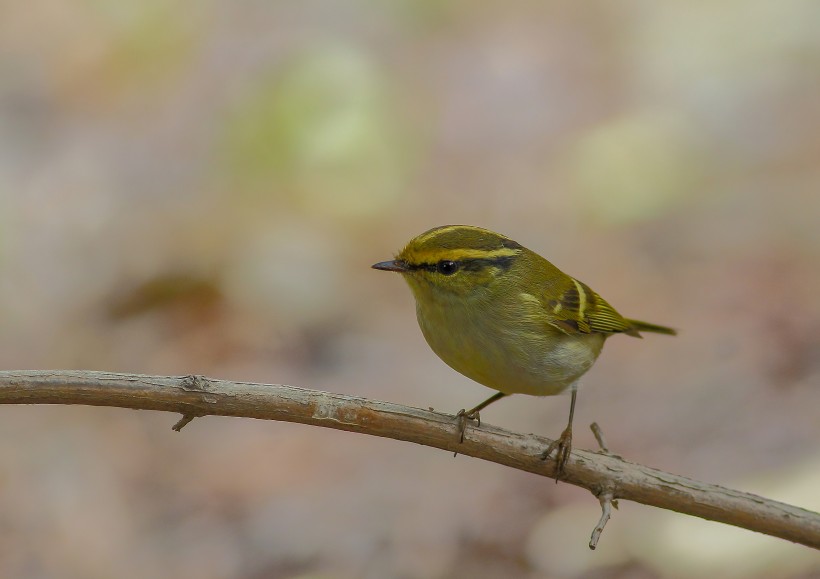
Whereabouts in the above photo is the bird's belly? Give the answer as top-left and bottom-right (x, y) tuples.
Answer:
(417, 302), (604, 397)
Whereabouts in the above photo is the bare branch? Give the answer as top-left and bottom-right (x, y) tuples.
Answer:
(171, 413), (197, 431)
(589, 491), (615, 550)
(0, 370), (818, 550)
(590, 422), (609, 453)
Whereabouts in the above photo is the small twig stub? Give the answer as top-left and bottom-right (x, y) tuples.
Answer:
(172, 414), (196, 432)
(589, 492), (615, 550)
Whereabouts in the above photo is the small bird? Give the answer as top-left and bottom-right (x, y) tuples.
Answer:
(372, 225), (675, 477)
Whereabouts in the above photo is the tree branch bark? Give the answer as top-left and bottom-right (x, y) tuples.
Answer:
(1, 370), (818, 550)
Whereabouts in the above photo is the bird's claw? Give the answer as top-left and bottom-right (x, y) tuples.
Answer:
(455, 408), (480, 444)
(540, 426), (573, 481)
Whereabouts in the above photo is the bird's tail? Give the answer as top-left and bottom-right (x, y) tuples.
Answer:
(625, 318), (677, 336)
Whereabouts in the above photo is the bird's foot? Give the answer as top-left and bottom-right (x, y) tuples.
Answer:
(453, 409), (481, 457)
(454, 408), (481, 444)
(540, 425), (573, 481)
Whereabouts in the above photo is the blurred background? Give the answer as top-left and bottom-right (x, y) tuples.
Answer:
(1, 1), (819, 577)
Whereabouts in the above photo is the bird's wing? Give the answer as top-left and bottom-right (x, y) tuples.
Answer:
(542, 277), (639, 337)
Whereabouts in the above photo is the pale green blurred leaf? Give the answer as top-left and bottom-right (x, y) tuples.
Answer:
(570, 110), (709, 224)
(221, 46), (411, 218)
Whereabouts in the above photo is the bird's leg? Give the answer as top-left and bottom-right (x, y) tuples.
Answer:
(540, 387), (577, 480)
(455, 392), (506, 443)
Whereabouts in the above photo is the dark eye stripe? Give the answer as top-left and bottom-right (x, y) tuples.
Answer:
(460, 255), (517, 272)
(407, 254), (518, 273)
(406, 262), (438, 272)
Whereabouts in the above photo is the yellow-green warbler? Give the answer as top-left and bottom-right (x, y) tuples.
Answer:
(373, 225), (675, 476)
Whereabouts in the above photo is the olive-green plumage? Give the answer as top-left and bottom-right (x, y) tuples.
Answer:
(372, 225), (676, 474)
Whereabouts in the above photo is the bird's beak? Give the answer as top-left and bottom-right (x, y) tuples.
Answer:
(372, 259), (410, 273)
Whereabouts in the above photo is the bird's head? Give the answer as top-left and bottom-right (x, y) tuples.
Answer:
(372, 225), (525, 298)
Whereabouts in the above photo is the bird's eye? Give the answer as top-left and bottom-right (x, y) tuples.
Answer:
(437, 260), (459, 275)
